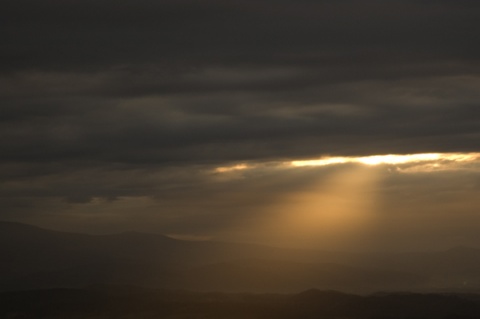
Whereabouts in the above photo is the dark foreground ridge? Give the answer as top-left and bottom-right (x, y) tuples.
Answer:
(2, 286), (480, 319)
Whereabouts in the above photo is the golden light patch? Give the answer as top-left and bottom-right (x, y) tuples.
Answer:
(213, 152), (480, 249)
(243, 166), (381, 250)
(214, 153), (480, 175)
(215, 163), (251, 173)
(291, 152), (480, 168)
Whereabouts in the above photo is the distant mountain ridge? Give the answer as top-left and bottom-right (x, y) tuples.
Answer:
(1, 221), (480, 293)
(3, 287), (480, 319)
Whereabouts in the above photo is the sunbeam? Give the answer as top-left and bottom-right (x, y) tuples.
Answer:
(250, 165), (381, 250)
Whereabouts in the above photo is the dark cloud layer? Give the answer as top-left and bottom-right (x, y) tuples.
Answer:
(1, 0), (480, 247)
(2, 0), (480, 72)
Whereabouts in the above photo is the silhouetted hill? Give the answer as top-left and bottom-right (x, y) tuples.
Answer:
(2, 287), (480, 319)
(355, 247), (480, 291)
(170, 259), (425, 293)
(1, 221), (480, 293)
(0, 222), (311, 291)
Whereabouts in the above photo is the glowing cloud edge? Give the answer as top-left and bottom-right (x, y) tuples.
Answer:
(214, 152), (480, 173)
(291, 153), (480, 167)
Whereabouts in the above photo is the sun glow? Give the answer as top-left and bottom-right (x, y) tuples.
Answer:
(214, 153), (480, 174)
(250, 165), (380, 250)
(290, 152), (480, 168)
(213, 152), (480, 250)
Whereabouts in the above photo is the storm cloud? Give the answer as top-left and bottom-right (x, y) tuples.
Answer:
(1, 0), (480, 249)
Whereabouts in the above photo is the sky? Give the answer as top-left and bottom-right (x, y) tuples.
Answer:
(1, 0), (480, 251)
